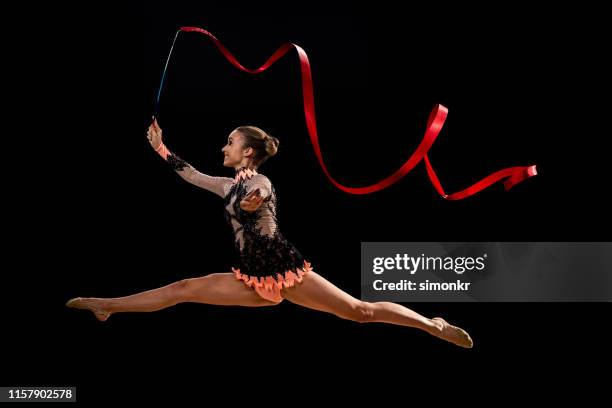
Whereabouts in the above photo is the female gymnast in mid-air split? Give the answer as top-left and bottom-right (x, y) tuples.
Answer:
(66, 118), (473, 348)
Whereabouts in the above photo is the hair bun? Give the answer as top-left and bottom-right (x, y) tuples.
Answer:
(265, 135), (279, 156)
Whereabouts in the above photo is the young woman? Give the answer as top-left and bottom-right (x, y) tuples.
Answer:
(66, 118), (473, 348)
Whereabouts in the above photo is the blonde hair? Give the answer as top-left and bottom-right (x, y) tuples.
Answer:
(235, 125), (280, 167)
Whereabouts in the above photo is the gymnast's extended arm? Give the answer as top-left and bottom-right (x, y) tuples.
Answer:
(146, 118), (232, 198)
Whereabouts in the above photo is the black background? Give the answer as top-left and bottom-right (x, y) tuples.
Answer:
(5, 0), (610, 403)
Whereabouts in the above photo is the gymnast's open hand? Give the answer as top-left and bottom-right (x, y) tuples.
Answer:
(146, 117), (163, 150)
(240, 188), (264, 212)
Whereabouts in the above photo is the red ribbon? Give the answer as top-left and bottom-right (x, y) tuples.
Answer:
(177, 26), (537, 199)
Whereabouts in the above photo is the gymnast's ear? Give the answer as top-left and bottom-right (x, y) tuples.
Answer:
(243, 145), (254, 157)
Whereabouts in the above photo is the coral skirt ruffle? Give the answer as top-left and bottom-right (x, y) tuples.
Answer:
(232, 260), (313, 303)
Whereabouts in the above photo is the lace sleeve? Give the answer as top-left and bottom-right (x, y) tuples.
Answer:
(156, 143), (233, 198)
(246, 174), (273, 199)
(179, 163), (234, 198)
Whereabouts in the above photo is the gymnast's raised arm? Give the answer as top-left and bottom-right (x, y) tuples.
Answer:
(146, 118), (233, 198)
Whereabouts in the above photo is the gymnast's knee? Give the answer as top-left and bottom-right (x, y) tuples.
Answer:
(349, 301), (376, 323)
(169, 277), (199, 299)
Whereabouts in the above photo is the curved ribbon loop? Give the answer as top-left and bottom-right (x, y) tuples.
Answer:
(154, 27), (537, 199)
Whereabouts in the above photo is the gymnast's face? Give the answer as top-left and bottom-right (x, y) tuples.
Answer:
(222, 130), (253, 168)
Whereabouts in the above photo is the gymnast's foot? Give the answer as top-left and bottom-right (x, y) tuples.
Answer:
(65, 297), (112, 322)
(430, 317), (473, 349)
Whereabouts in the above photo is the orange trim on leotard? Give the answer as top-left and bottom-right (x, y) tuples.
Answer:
(232, 260), (313, 303)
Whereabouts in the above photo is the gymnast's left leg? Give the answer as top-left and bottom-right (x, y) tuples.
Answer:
(65, 272), (280, 321)
(281, 271), (473, 348)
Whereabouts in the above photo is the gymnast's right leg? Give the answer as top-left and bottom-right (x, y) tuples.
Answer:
(65, 273), (280, 321)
